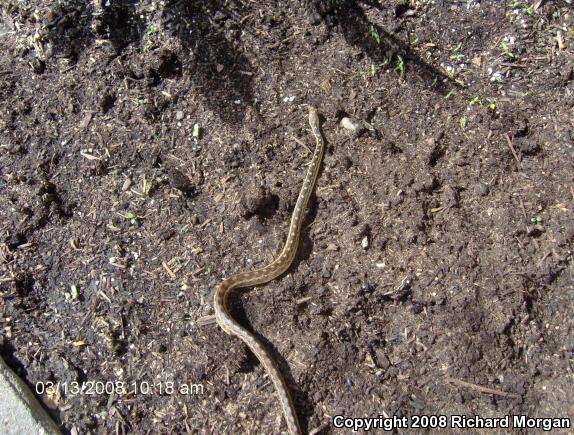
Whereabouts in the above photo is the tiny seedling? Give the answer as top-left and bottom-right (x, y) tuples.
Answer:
(193, 123), (201, 138)
(509, 2), (533, 15)
(370, 25), (381, 45)
(251, 98), (262, 111)
(450, 43), (464, 61)
(394, 55), (405, 78)
(64, 284), (80, 301)
(126, 211), (138, 225)
(500, 41), (515, 60)
(134, 96), (148, 106)
(144, 26), (158, 52)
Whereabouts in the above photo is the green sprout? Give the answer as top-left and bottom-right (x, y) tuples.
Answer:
(500, 41), (515, 60)
(460, 116), (468, 128)
(530, 216), (543, 223)
(135, 96), (148, 106)
(251, 98), (262, 111)
(370, 64), (378, 77)
(394, 55), (405, 78)
(69, 284), (79, 300)
(444, 89), (454, 99)
(126, 211), (138, 225)
(144, 26), (158, 52)
(379, 53), (392, 68)
(370, 25), (381, 45)
(193, 123), (201, 138)
(510, 2), (533, 15)
(469, 96), (481, 105)
(450, 43), (465, 61)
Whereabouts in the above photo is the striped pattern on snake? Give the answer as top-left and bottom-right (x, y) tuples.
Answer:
(213, 106), (325, 435)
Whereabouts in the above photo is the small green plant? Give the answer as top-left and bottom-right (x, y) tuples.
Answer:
(370, 25), (381, 45)
(510, 2), (533, 15)
(126, 211), (138, 225)
(459, 116), (468, 128)
(251, 98), (262, 111)
(380, 52), (393, 68)
(144, 26), (158, 52)
(500, 41), (515, 60)
(66, 284), (79, 301)
(394, 55), (405, 78)
(469, 96), (481, 105)
(363, 53), (404, 79)
(450, 42), (465, 61)
(134, 96), (148, 106)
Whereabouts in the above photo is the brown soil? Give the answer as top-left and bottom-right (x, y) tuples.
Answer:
(1, 1), (573, 433)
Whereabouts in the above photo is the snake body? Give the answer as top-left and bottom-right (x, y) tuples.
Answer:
(214, 106), (324, 435)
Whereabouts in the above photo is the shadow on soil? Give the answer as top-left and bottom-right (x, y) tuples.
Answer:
(43, 0), (253, 124)
(310, 0), (457, 94)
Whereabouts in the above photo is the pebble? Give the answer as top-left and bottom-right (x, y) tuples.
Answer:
(340, 117), (360, 132)
(121, 178), (132, 191)
(361, 236), (369, 249)
(175, 111), (184, 120)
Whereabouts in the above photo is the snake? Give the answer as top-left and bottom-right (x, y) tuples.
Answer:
(213, 106), (324, 435)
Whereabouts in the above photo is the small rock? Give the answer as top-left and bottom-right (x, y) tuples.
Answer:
(121, 178), (132, 191)
(340, 117), (360, 132)
(361, 236), (369, 249)
(175, 110), (184, 120)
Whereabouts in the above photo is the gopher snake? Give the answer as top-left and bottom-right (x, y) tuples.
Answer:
(214, 106), (324, 435)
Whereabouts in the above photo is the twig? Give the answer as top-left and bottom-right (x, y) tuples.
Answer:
(196, 315), (217, 327)
(445, 376), (521, 398)
(504, 133), (521, 166)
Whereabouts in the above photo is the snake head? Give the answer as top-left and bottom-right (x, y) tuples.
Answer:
(308, 105), (319, 127)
